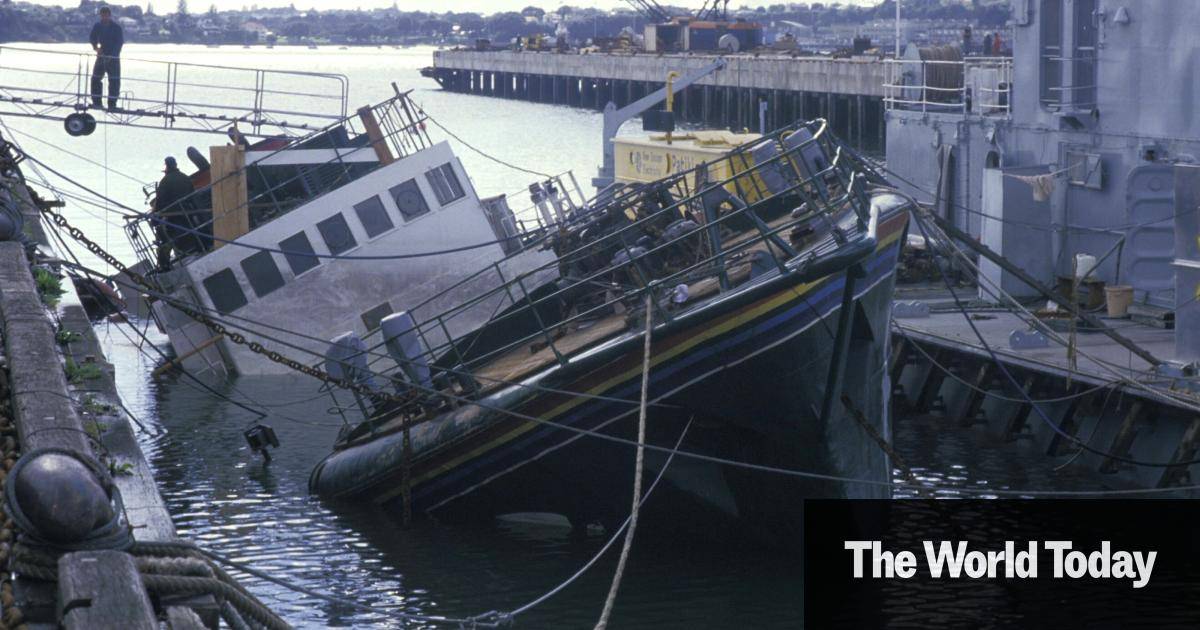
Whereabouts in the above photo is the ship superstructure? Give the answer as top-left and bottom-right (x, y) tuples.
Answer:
(126, 90), (577, 375)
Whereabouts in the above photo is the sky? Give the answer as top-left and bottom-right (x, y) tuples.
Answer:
(19, 0), (881, 14)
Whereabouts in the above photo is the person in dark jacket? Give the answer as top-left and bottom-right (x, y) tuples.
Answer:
(90, 7), (124, 110)
(152, 157), (198, 270)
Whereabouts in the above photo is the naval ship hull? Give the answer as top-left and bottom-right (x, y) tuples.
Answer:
(310, 209), (907, 546)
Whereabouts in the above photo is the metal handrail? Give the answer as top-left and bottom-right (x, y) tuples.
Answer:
(883, 57), (1012, 116)
(395, 119), (839, 330)
(0, 45), (349, 134)
(329, 119), (874, 388)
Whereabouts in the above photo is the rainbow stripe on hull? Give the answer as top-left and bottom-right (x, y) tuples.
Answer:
(312, 207), (909, 539)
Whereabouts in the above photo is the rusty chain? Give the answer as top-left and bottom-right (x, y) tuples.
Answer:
(40, 206), (420, 407)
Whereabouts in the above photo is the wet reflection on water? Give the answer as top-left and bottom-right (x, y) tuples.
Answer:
(96, 316), (1140, 628)
(7, 41), (1141, 628)
(104, 320), (803, 628)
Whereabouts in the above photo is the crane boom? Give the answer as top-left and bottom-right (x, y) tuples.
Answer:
(622, 0), (671, 23)
(592, 58), (727, 190)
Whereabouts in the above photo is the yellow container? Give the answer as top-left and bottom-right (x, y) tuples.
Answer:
(613, 130), (761, 195)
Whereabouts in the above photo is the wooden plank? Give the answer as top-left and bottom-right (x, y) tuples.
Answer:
(358, 106), (396, 165)
(58, 551), (157, 630)
(473, 314), (629, 389)
(209, 144), (249, 250)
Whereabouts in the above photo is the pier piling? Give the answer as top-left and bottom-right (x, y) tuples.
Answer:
(424, 50), (888, 153)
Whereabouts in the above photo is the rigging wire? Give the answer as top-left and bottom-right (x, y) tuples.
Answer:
(509, 417), (693, 618)
(2, 122), (150, 186)
(893, 319), (1128, 404)
(913, 207), (1200, 414)
(24, 149), (554, 260)
(417, 105), (553, 179)
(64, 261), (685, 414)
(62, 258), (1200, 494)
(911, 210), (1200, 469)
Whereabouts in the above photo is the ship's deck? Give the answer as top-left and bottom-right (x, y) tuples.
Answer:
(469, 212), (805, 395)
(353, 210), (834, 445)
(891, 285), (1193, 410)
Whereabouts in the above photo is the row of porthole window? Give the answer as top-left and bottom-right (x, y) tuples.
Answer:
(202, 162), (466, 315)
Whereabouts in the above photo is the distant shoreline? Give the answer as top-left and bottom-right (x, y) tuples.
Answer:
(1, 41), (435, 48)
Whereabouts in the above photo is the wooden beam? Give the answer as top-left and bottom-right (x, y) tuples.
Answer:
(1157, 415), (1200, 488)
(209, 144), (249, 250)
(1100, 401), (1147, 474)
(357, 106), (396, 166)
(955, 362), (992, 427)
(151, 334), (224, 378)
(1002, 374), (1037, 441)
(58, 551), (157, 630)
(889, 336), (908, 385)
(1046, 387), (1089, 456)
(913, 348), (948, 413)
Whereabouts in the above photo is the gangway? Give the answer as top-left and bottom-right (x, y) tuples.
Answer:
(0, 46), (349, 138)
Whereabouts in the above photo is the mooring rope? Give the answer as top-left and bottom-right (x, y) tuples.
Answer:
(594, 292), (653, 630)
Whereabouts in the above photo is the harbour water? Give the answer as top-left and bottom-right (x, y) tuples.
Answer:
(2, 44), (1127, 628)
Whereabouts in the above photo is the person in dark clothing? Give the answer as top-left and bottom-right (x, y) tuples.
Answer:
(90, 7), (124, 110)
(152, 157), (200, 270)
(982, 33), (994, 58)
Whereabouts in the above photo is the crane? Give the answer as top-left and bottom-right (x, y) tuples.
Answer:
(621, 0), (671, 23)
(591, 58), (727, 190)
(695, 0), (731, 21)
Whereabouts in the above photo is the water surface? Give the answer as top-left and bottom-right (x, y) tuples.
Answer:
(2, 43), (1122, 628)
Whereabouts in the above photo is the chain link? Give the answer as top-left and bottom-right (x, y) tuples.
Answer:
(42, 207), (419, 408)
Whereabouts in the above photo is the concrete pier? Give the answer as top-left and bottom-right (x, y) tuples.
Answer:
(425, 50), (889, 153)
(0, 154), (263, 626)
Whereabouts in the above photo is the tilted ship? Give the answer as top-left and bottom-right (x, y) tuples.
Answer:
(122, 90), (570, 377)
(307, 119), (911, 545)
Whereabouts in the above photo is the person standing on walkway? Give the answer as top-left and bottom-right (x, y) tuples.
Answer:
(152, 157), (198, 270)
(90, 6), (124, 110)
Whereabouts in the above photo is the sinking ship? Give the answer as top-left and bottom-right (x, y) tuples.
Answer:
(307, 120), (911, 544)
(122, 90), (571, 376)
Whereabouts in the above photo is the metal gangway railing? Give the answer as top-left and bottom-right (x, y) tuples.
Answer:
(884, 56), (1012, 116)
(320, 118), (885, 431)
(123, 89), (431, 276)
(0, 45), (349, 137)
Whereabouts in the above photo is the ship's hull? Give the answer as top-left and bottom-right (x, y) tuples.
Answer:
(311, 210), (908, 546)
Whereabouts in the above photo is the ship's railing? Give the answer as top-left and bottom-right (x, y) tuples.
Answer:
(123, 89), (433, 277)
(883, 57), (1011, 116)
(1040, 53), (1098, 111)
(325, 118), (883, 425)
(0, 45), (349, 135)
(499, 171), (591, 241)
